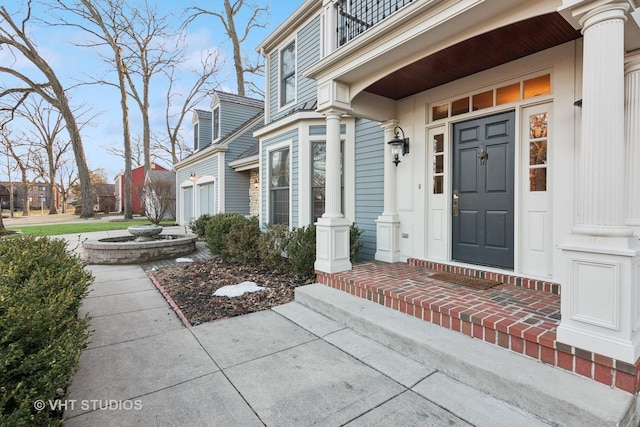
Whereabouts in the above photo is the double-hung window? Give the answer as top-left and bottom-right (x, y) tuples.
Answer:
(311, 141), (344, 222)
(193, 123), (199, 150)
(280, 41), (296, 107)
(270, 147), (290, 225)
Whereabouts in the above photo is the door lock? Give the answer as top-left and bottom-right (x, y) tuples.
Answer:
(453, 190), (459, 216)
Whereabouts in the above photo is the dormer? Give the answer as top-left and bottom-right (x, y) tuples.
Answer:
(210, 91), (263, 143)
(192, 109), (212, 152)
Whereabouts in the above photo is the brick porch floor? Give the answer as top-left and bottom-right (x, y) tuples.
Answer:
(316, 259), (640, 394)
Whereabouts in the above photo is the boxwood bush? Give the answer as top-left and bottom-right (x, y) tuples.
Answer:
(189, 214), (213, 238)
(0, 236), (93, 426)
(204, 213), (251, 258)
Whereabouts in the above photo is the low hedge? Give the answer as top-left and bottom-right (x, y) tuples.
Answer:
(0, 236), (93, 426)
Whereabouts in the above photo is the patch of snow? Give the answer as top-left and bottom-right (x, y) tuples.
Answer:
(213, 281), (265, 298)
(175, 257), (194, 263)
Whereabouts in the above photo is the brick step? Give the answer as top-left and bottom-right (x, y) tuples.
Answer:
(316, 261), (640, 395)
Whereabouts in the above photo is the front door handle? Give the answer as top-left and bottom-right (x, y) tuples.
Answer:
(453, 190), (459, 216)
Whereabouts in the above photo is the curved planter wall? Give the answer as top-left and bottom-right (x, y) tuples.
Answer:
(82, 234), (197, 265)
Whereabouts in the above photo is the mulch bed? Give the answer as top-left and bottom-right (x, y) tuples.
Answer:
(150, 258), (315, 326)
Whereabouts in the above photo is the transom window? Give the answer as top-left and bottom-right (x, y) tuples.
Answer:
(280, 41), (296, 107)
(431, 74), (551, 121)
(270, 147), (290, 225)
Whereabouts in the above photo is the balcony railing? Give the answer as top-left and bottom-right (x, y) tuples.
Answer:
(337, 0), (413, 47)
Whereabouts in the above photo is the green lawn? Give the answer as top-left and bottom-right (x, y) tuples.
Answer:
(7, 220), (177, 236)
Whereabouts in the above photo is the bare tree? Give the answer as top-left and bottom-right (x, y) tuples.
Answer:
(185, 0), (268, 97)
(143, 174), (175, 225)
(164, 49), (221, 163)
(0, 2), (94, 217)
(49, 0), (135, 219)
(17, 97), (70, 214)
(116, 1), (182, 175)
(103, 132), (171, 168)
(0, 125), (37, 217)
(57, 155), (78, 213)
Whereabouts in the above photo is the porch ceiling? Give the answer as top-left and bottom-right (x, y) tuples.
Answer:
(364, 13), (582, 101)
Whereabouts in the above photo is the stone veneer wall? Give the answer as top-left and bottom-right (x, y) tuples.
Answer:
(249, 169), (259, 217)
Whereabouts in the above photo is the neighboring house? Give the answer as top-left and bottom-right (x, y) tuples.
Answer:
(94, 183), (116, 213)
(0, 183), (21, 210)
(174, 91), (263, 225)
(256, 0), (640, 391)
(114, 163), (168, 214)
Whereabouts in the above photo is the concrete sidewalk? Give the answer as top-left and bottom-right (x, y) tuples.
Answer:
(62, 261), (553, 427)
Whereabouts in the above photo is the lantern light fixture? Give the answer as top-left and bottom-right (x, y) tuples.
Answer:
(388, 126), (410, 166)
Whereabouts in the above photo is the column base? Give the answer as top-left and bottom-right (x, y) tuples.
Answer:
(559, 234), (640, 363)
(375, 214), (401, 263)
(314, 217), (352, 274)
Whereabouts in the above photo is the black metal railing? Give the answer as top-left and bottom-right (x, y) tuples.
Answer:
(337, 0), (413, 47)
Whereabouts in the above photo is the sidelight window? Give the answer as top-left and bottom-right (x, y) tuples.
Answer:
(528, 113), (548, 191)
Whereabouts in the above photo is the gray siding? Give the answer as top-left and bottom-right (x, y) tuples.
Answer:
(296, 16), (320, 106)
(354, 118), (384, 261)
(224, 122), (262, 215)
(219, 101), (262, 140)
(309, 124), (347, 135)
(267, 16), (320, 124)
(197, 115), (213, 151)
(261, 129), (299, 228)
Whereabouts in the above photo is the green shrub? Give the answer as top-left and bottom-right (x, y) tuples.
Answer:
(258, 224), (291, 273)
(225, 217), (261, 265)
(0, 236), (92, 426)
(189, 214), (212, 238)
(286, 224), (316, 278)
(204, 213), (250, 257)
(350, 224), (364, 263)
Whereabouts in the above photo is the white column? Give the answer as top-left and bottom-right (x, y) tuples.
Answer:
(573, 2), (631, 237)
(559, 1), (640, 364)
(375, 120), (402, 263)
(625, 53), (640, 233)
(324, 111), (342, 218)
(315, 109), (352, 274)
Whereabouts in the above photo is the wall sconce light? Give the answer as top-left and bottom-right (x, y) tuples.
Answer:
(574, 99), (582, 108)
(253, 178), (259, 188)
(189, 173), (197, 182)
(388, 126), (410, 166)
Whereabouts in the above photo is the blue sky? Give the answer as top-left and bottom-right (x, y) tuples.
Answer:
(0, 0), (303, 182)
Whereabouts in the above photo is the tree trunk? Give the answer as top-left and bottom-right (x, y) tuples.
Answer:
(0, 208), (6, 235)
(47, 152), (58, 215)
(224, 0), (245, 96)
(116, 47), (134, 220)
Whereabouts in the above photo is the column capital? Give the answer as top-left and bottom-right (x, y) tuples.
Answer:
(626, 51), (640, 73)
(317, 79), (352, 113)
(380, 119), (399, 131)
(559, 0), (632, 30)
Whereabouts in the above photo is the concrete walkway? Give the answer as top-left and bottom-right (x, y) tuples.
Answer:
(63, 262), (550, 427)
(52, 229), (634, 426)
